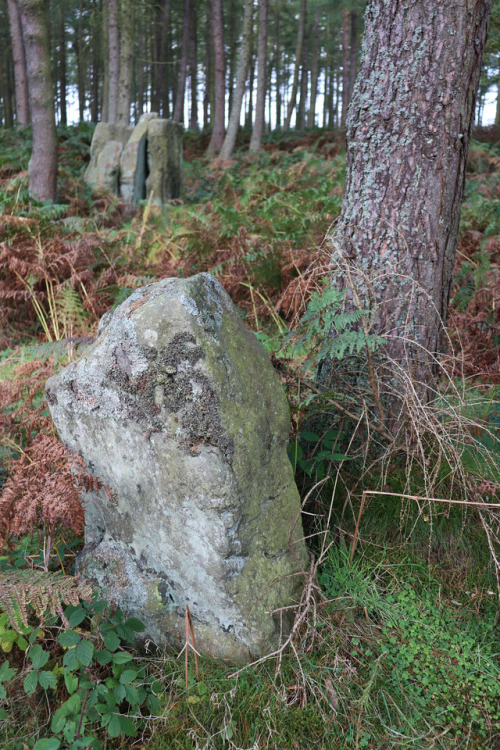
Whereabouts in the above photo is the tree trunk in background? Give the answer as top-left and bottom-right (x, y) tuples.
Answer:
(90, 2), (99, 122)
(0, 51), (14, 127)
(341, 8), (350, 127)
(17, 0), (58, 201)
(137, 9), (145, 116)
(324, 0), (492, 420)
(107, 0), (119, 122)
(275, 0), (281, 129)
(220, 0), (253, 159)
(307, 10), (319, 128)
(76, 2), (86, 121)
(160, 0), (172, 117)
(245, 45), (254, 129)
(249, 0), (268, 151)
(7, 0), (29, 125)
(116, 0), (134, 123)
(188, 0), (198, 130)
(206, 0), (225, 156)
(58, 3), (67, 125)
(283, 0), (306, 130)
(348, 12), (358, 103)
(173, 0), (191, 123)
(203, 0), (212, 129)
(227, 0), (236, 115)
(101, 0), (109, 121)
(297, 17), (308, 130)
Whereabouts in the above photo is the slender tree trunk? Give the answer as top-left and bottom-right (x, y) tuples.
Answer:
(76, 2), (86, 121)
(0, 51), (14, 127)
(101, 0), (109, 121)
(297, 17), (309, 130)
(283, 0), (306, 130)
(58, 3), (67, 125)
(249, 0), (268, 151)
(496, 68), (500, 126)
(275, 0), (281, 129)
(220, 0), (252, 159)
(227, 0), (236, 115)
(341, 8), (350, 127)
(188, 0), (198, 129)
(116, 0), (134, 123)
(107, 0), (119, 122)
(325, 0), (492, 418)
(17, 0), (58, 201)
(245, 45), (254, 129)
(174, 0), (191, 123)
(348, 12), (358, 102)
(307, 10), (319, 128)
(161, 0), (172, 117)
(137, 9), (145, 116)
(7, 0), (29, 125)
(206, 0), (225, 156)
(90, 1), (100, 122)
(204, 0), (212, 129)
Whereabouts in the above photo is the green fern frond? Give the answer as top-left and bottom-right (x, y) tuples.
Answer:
(54, 281), (88, 336)
(0, 570), (92, 631)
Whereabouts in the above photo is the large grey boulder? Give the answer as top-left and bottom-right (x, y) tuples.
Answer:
(45, 274), (307, 662)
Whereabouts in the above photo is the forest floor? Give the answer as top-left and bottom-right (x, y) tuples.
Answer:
(0, 125), (499, 749)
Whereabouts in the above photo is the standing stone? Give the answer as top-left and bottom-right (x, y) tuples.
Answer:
(146, 119), (183, 204)
(119, 113), (159, 204)
(45, 274), (307, 662)
(84, 123), (132, 190)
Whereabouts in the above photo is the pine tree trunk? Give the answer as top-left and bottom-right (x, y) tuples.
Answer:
(297, 18), (309, 130)
(116, 0), (134, 124)
(0, 51), (14, 127)
(206, 0), (225, 156)
(307, 10), (319, 128)
(283, 0), (306, 130)
(275, 0), (281, 129)
(17, 0), (58, 201)
(245, 46), (254, 129)
(348, 12), (358, 103)
(325, 0), (492, 419)
(173, 0), (191, 123)
(188, 0), (198, 130)
(249, 0), (268, 151)
(203, 0), (212, 129)
(107, 0), (119, 122)
(7, 0), (29, 125)
(102, 0), (109, 121)
(341, 8), (350, 128)
(58, 3), (67, 125)
(220, 0), (253, 159)
(77, 2), (86, 121)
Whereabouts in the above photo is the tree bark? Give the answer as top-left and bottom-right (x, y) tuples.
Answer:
(307, 10), (320, 128)
(116, 0), (134, 124)
(173, 0), (191, 124)
(7, 0), (29, 125)
(341, 8), (350, 128)
(283, 0), (306, 130)
(275, 0), (281, 129)
(188, 0), (198, 129)
(76, 1), (86, 121)
(220, 0), (253, 159)
(249, 0), (268, 151)
(107, 0), (119, 122)
(17, 0), (58, 201)
(206, 0), (225, 156)
(325, 0), (492, 419)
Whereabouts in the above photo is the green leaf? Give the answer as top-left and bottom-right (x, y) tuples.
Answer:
(64, 672), (79, 695)
(124, 617), (145, 633)
(103, 631), (120, 652)
(58, 630), (81, 648)
(17, 636), (28, 651)
(90, 599), (108, 614)
(300, 431), (321, 442)
(95, 649), (113, 665)
(107, 713), (122, 738)
(112, 651), (133, 664)
(33, 739), (61, 750)
(0, 707), (8, 720)
(119, 715), (137, 737)
(331, 453), (350, 461)
(29, 644), (49, 670)
(75, 640), (94, 667)
(23, 670), (38, 696)
(114, 684), (126, 703)
(63, 647), (79, 671)
(51, 707), (67, 734)
(38, 670), (57, 690)
(147, 694), (162, 715)
(119, 669), (138, 684)
(0, 660), (17, 682)
(65, 606), (86, 628)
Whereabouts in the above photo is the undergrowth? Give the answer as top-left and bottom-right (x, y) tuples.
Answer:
(0, 126), (499, 748)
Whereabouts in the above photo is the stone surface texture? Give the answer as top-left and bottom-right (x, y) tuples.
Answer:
(84, 123), (132, 190)
(146, 118), (183, 204)
(84, 115), (182, 205)
(46, 274), (307, 662)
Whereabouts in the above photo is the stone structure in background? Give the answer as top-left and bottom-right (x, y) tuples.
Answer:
(84, 114), (182, 205)
(46, 274), (308, 663)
